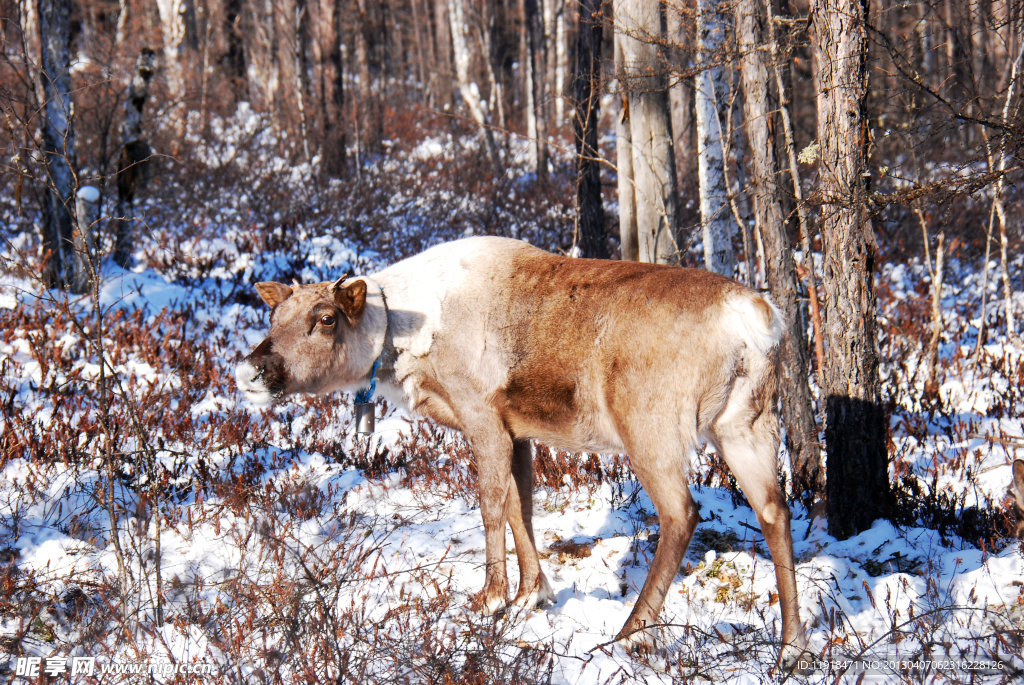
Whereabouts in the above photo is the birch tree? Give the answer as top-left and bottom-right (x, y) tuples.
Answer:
(38, 0), (77, 289)
(737, 0), (819, 503)
(695, 0), (735, 276)
(617, 0), (679, 264)
(156, 0), (190, 136)
(448, 0), (500, 169)
(614, 6), (639, 262)
(812, 0), (890, 538)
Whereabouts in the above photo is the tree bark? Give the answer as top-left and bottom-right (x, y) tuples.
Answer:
(18, 0), (47, 108)
(156, 0), (190, 137)
(574, 0), (606, 258)
(618, 0), (679, 264)
(73, 186), (100, 294)
(695, 0), (735, 276)
(448, 0), (501, 170)
(667, 4), (692, 184)
(115, 50), (155, 269)
(766, 0), (825, 391)
(38, 0), (77, 289)
(812, 0), (890, 539)
(322, 0), (347, 175)
(737, 0), (820, 505)
(524, 0), (548, 176)
(614, 13), (638, 262)
(222, 0), (248, 98)
(250, 0), (281, 111)
(432, 0), (454, 109)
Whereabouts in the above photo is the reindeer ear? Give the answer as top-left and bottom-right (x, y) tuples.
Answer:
(254, 282), (294, 308)
(333, 279), (367, 326)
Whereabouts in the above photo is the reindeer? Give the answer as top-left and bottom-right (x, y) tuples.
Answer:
(1011, 460), (1024, 540)
(236, 236), (804, 667)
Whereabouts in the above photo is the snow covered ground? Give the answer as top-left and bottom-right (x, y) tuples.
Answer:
(1, 125), (1023, 683)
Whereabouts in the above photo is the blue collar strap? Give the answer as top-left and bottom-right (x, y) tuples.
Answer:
(354, 283), (385, 405)
(354, 353), (382, 404)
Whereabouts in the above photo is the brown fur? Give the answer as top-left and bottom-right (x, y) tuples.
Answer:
(236, 237), (802, 666)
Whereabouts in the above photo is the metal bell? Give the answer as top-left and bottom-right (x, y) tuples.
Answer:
(355, 402), (375, 435)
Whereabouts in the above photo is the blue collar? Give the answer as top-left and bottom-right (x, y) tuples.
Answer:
(354, 353), (382, 404)
(353, 283), (386, 404)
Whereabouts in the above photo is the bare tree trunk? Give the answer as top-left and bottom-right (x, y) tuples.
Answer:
(574, 0), (606, 258)
(433, 0), (454, 109)
(293, 1), (312, 162)
(544, 0), (556, 127)
(38, 0), (77, 289)
(667, 4), (692, 183)
(448, 0), (500, 170)
(618, 0), (679, 264)
(737, 0), (820, 505)
(115, 49), (156, 268)
(223, 0), (248, 99)
(322, 0), (347, 175)
(114, 0), (129, 47)
(614, 12), (638, 262)
(524, 0), (548, 176)
(409, 0), (429, 89)
(250, 0), (281, 111)
(980, 39), (1024, 343)
(767, 0), (824, 390)
(813, 0), (890, 540)
(695, 0), (735, 276)
(917, 206), (945, 397)
(19, 0), (47, 126)
(73, 186), (99, 294)
(156, 0), (189, 138)
(555, 0), (566, 128)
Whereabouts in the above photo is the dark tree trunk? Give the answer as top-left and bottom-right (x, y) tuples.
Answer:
(573, 0), (605, 258)
(737, 0), (819, 505)
(38, 0), (76, 289)
(223, 0), (248, 98)
(115, 49), (156, 268)
(812, 0), (891, 539)
(323, 0), (347, 176)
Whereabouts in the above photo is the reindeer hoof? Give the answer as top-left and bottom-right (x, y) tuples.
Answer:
(615, 622), (656, 654)
(777, 633), (814, 675)
(475, 592), (508, 617)
(512, 575), (555, 612)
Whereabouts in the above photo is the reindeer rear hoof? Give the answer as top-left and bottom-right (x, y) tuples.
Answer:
(776, 632), (813, 675)
(512, 575), (555, 612)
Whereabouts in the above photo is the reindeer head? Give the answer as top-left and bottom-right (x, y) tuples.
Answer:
(235, 276), (386, 404)
(1011, 459), (1024, 541)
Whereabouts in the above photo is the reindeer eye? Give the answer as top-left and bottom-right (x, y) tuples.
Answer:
(320, 315), (336, 327)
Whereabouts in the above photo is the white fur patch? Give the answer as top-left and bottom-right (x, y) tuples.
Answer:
(720, 292), (785, 357)
(373, 237), (528, 406)
(235, 361), (273, 404)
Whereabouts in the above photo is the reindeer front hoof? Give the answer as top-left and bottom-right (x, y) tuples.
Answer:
(614, 621), (656, 654)
(474, 590), (508, 617)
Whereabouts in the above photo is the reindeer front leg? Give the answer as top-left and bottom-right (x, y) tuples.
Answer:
(465, 422), (516, 615)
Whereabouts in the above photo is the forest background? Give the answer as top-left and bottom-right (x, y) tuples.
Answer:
(1, 0), (1024, 682)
